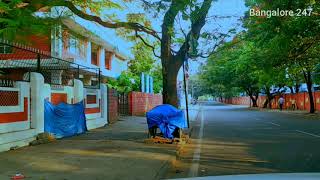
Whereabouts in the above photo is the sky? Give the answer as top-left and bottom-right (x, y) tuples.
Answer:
(179, 0), (248, 79)
(74, 0), (248, 77)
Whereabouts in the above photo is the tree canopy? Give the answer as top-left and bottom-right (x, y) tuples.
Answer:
(198, 0), (320, 112)
(1, 0), (227, 107)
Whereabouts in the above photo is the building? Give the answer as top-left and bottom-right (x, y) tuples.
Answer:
(0, 7), (130, 152)
(0, 7), (128, 86)
(54, 18), (128, 81)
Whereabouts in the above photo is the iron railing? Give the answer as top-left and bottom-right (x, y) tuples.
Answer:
(118, 93), (129, 115)
(0, 39), (101, 88)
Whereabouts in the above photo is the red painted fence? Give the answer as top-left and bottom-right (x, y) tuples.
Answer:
(219, 92), (320, 111)
(129, 92), (163, 116)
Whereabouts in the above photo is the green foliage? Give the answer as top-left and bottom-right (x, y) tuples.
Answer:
(128, 40), (163, 93)
(0, 0), (124, 40)
(150, 64), (163, 93)
(129, 41), (155, 73)
(107, 71), (137, 93)
(0, 0), (53, 40)
(199, 0), (320, 104)
(108, 40), (163, 93)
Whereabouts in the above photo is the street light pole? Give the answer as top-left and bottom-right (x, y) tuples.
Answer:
(183, 57), (190, 128)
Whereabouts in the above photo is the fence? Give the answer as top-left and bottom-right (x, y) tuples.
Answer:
(0, 39), (101, 89)
(118, 93), (129, 115)
(0, 39), (107, 152)
(0, 39), (166, 152)
(84, 88), (102, 120)
(0, 82), (30, 133)
(108, 88), (119, 124)
(220, 92), (320, 111)
(128, 92), (163, 116)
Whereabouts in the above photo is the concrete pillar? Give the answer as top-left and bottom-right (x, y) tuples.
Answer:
(65, 86), (73, 104)
(149, 76), (153, 94)
(51, 25), (62, 58)
(100, 84), (108, 125)
(43, 84), (51, 102)
(73, 79), (84, 103)
(87, 41), (92, 63)
(145, 74), (150, 93)
(141, 73), (145, 93)
(30, 72), (45, 134)
(100, 48), (105, 69)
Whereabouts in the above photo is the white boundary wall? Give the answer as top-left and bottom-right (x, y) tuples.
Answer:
(0, 82), (30, 134)
(0, 73), (109, 152)
(84, 85), (108, 130)
(0, 72), (46, 152)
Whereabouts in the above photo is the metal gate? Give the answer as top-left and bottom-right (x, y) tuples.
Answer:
(118, 93), (129, 115)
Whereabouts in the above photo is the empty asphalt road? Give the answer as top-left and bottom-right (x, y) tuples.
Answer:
(167, 102), (320, 178)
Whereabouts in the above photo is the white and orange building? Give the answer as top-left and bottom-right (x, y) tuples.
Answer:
(0, 8), (129, 152)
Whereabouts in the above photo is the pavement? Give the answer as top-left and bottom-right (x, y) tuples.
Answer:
(0, 116), (177, 180)
(165, 102), (320, 179)
(3, 102), (319, 179)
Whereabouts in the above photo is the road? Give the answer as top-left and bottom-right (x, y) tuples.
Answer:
(166, 102), (320, 178)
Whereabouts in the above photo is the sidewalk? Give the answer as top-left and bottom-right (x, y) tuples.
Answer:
(0, 116), (176, 180)
(248, 107), (320, 119)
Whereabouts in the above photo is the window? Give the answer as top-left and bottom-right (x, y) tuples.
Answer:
(105, 51), (113, 70)
(67, 34), (86, 58)
(0, 45), (13, 54)
(86, 94), (97, 104)
(91, 43), (100, 66)
(91, 51), (98, 66)
(68, 36), (77, 54)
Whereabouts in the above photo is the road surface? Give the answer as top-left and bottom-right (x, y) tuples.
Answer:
(166, 102), (320, 178)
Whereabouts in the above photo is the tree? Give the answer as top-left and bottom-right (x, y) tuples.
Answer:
(108, 40), (163, 93)
(244, 0), (320, 113)
(188, 75), (208, 99)
(199, 40), (262, 107)
(107, 71), (136, 93)
(151, 64), (163, 94)
(1, 0), (219, 107)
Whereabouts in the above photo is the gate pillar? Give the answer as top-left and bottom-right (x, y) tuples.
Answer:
(30, 72), (45, 134)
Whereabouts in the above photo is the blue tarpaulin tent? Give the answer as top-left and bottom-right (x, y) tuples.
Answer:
(44, 100), (87, 138)
(146, 104), (187, 139)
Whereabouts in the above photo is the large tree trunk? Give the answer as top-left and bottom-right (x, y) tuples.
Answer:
(250, 95), (258, 107)
(263, 86), (273, 109)
(304, 71), (315, 113)
(160, 0), (213, 106)
(162, 58), (180, 107)
(295, 83), (300, 94)
(306, 73), (315, 113)
(247, 89), (259, 107)
(263, 93), (274, 109)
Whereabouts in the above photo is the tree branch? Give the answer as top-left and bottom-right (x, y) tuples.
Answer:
(23, 0), (161, 41)
(135, 31), (160, 58)
(161, 0), (185, 62)
(175, 0), (213, 62)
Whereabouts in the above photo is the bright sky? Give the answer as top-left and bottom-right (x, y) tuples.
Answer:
(74, 0), (248, 76)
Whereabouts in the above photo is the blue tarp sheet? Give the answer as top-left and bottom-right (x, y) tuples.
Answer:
(44, 100), (87, 138)
(146, 104), (187, 139)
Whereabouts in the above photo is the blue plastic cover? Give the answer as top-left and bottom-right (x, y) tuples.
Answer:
(44, 100), (87, 138)
(146, 104), (187, 139)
